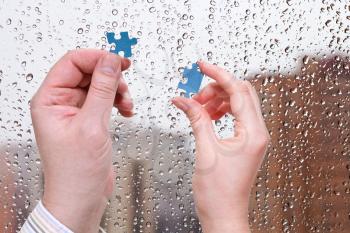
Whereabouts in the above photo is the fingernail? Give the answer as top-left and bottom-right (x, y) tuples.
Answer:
(100, 54), (118, 75)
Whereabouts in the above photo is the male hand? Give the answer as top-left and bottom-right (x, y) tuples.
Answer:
(172, 61), (270, 233)
(31, 49), (133, 233)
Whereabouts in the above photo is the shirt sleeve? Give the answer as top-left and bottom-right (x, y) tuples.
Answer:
(19, 201), (74, 233)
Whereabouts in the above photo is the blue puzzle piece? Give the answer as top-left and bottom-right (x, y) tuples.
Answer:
(178, 63), (204, 98)
(107, 31), (137, 58)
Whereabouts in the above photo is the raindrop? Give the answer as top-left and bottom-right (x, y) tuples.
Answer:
(25, 74), (33, 82)
(112, 9), (118, 15)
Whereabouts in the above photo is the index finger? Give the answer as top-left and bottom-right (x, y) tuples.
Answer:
(43, 49), (130, 88)
(197, 61), (236, 95)
(197, 61), (264, 133)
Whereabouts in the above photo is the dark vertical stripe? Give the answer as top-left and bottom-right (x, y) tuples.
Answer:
(28, 215), (45, 233)
(26, 218), (41, 233)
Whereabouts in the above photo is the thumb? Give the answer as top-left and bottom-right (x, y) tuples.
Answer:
(82, 53), (123, 119)
(172, 97), (215, 143)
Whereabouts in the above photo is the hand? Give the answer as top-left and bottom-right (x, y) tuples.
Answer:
(172, 61), (270, 233)
(30, 49), (133, 233)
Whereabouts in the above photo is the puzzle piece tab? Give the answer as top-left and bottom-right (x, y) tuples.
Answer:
(178, 63), (204, 98)
(106, 31), (137, 58)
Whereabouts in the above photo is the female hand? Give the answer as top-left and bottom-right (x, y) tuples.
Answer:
(30, 49), (133, 233)
(172, 61), (270, 233)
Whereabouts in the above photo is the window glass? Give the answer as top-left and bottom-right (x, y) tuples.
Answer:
(0, 0), (349, 232)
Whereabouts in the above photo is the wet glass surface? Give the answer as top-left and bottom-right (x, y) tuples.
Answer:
(0, 0), (350, 232)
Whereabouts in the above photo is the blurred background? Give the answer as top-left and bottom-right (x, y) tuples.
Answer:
(0, 0), (350, 232)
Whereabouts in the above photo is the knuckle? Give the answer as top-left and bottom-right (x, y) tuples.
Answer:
(189, 109), (203, 126)
(222, 75), (234, 86)
(216, 65), (230, 76)
(90, 78), (116, 99)
(244, 79), (253, 87)
(103, 53), (122, 68)
(236, 80), (251, 94)
(52, 88), (77, 105)
(220, 75), (236, 95)
(244, 80), (254, 91)
(80, 124), (108, 148)
(252, 130), (270, 150)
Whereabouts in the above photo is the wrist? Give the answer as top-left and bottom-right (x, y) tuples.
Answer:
(200, 217), (250, 233)
(198, 207), (250, 233)
(43, 191), (107, 233)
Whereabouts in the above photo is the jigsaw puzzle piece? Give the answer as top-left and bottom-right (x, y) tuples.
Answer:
(178, 63), (204, 98)
(106, 32), (117, 46)
(106, 31), (137, 58)
(178, 82), (192, 98)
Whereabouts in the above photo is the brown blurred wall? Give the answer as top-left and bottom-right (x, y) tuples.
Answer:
(249, 55), (350, 233)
